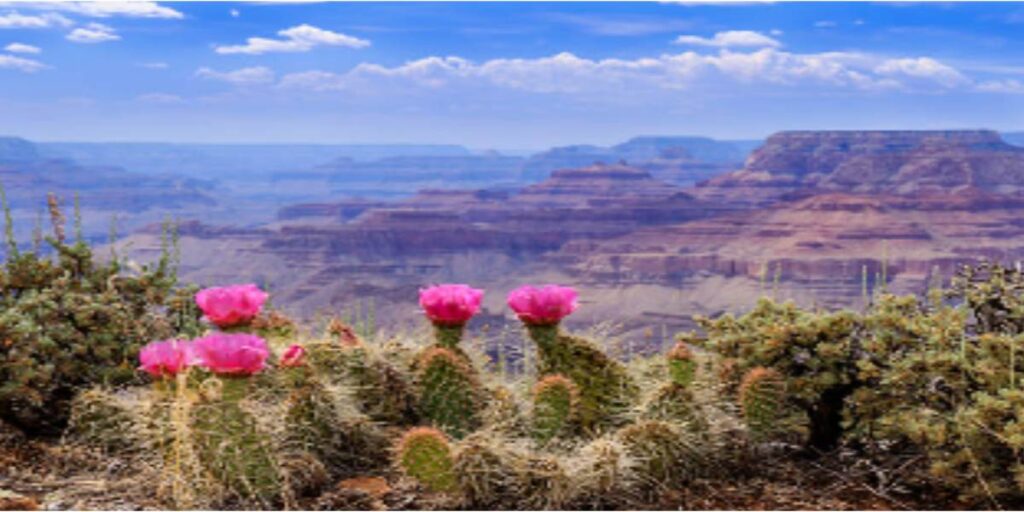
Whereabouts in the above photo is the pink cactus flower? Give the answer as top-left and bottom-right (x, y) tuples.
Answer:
(418, 284), (484, 327)
(507, 285), (579, 326)
(195, 284), (268, 328)
(280, 344), (306, 368)
(139, 339), (196, 378)
(192, 333), (270, 376)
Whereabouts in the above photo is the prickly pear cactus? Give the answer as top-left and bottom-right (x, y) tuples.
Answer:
(416, 347), (484, 439)
(738, 367), (787, 440)
(396, 427), (456, 493)
(193, 377), (283, 506)
(526, 324), (637, 433)
(532, 374), (577, 444)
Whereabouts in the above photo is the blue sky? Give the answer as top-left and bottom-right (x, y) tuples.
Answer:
(1, 1), (1024, 149)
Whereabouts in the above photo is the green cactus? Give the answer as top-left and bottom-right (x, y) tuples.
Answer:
(193, 376), (283, 506)
(0, 195), (185, 435)
(452, 432), (570, 510)
(416, 347), (484, 439)
(306, 338), (418, 425)
(643, 341), (705, 426)
(395, 427), (456, 493)
(567, 436), (638, 509)
(667, 341), (697, 388)
(532, 374), (577, 444)
(738, 367), (787, 440)
(525, 324), (637, 433)
(281, 366), (390, 477)
(617, 420), (701, 497)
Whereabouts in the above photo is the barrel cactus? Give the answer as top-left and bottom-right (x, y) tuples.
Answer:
(738, 367), (787, 440)
(395, 427), (457, 493)
(416, 347), (484, 439)
(532, 374), (578, 444)
(643, 342), (703, 426)
(508, 285), (637, 433)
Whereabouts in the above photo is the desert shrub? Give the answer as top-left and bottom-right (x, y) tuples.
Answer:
(697, 298), (859, 451)
(851, 266), (1024, 505)
(0, 194), (191, 434)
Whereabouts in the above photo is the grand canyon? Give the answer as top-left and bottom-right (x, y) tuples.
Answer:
(19, 128), (1008, 345)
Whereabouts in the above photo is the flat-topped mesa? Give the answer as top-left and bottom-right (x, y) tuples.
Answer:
(694, 129), (1024, 207)
(514, 162), (680, 205)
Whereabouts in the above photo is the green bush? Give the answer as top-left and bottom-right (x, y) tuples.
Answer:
(0, 193), (193, 434)
(852, 266), (1024, 505)
(697, 298), (860, 451)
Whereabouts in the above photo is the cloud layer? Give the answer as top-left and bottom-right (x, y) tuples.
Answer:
(66, 22), (120, 43)
(215, 24), (370, 55)
(673, 30), (781, 48)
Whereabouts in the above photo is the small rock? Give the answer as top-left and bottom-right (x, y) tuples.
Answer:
(337, 476), (390, 499)
(0, 489), (39, 511)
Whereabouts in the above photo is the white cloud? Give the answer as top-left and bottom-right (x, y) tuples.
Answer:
(277, 48), (938, 96)
(196, 66), (275, 85)
(977, 79), (1024, 94)
(230, 9), (240, 18)
(140, 61), (168, 69)
(814, 20), (838, 28)
(874, 57), (969, 88)
(0, 11), (72, 29)
(215, 24), (369, 55)
(1, 2), (182, 19)
(0, 53), (45, 72)
(136, 92), (184, 103)
(66, 23), (120, 43)
(4, 42), (40, 54)
(673, 30), (781, 48)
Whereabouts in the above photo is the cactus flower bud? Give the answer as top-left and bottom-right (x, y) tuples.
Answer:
(280, 344), (306, 368)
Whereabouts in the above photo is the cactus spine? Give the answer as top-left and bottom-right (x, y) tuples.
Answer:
(526, 324), (637, 432)
(396, 427), (456, 492)
(532, 374), (578, 443)
(667, 341), (697, 388)
(644, 341), (703, 426)
(738, 367), (787, 439)
(617, 420), (700, 495)
(193, 376), (282, 505)
(416, 347), (483, 439)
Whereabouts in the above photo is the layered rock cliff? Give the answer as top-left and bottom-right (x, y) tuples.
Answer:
(694, 130), (1024, 206)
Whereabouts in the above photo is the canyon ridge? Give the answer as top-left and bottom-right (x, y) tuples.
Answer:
(106, 129), (1024, 346)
